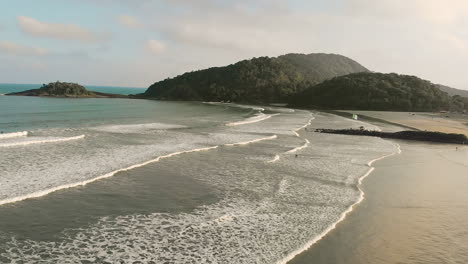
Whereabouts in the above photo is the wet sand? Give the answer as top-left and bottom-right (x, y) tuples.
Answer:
(289, 139), (468, 263)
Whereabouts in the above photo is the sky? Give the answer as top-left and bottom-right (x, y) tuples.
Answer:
(0, 0), (468, 89)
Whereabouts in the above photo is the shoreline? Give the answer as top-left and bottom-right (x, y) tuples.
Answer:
(280, 140), (401, 264)
(288, 141), (468, 263)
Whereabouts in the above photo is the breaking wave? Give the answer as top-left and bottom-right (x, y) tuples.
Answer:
(93, 123), (186, 133)
(0, 135), (85, 148)
(226, 113), (280, 126)
(0, 131), (28, 139)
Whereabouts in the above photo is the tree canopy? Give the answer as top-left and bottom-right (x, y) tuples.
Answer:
(142, 53), (368, 103)
(290, 72), (468, 111)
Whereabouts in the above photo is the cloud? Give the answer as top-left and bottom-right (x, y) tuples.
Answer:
(117, 15), (143, 29)
(17, 16), (110, 43)
(345, 0), (468, 24)
(0, 41), (48, 56)
(146, 39), (166, 54)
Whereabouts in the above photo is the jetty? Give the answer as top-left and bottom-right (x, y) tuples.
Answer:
(315, 128), (468, 145)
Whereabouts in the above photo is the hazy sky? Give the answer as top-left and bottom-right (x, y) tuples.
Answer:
(1, 0), (467, 89)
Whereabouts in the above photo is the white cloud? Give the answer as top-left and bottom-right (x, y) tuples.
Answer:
(17, 16), (109, 43)
(118, 15), (143, 29)
(0, 41), (48, 56)
(146, 39), (166, 54)
(345, 0), (468, 24)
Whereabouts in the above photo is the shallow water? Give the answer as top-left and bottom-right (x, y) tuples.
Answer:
(0, 96), (398, 263)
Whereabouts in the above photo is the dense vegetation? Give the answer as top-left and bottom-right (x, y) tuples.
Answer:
(7, 81), (128, 98)
(37, 82), (92, 96)
(142, 53), (368, 103)
(291, 72), (468, 112)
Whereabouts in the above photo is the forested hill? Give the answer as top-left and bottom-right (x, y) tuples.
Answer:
(290, 72), (468, 111)
(142, 53), (368, 103)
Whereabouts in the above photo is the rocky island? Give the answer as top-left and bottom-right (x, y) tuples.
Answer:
(6, 81), (128, 98)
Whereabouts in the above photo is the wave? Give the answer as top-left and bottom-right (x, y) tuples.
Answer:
(203, 102), (265, 112)
(0, 135), (85, 147)
(93, 123), (186, 133)
(277, 142), (402, 264)
(225, 113), (280, 126)
(0, 134), (280, 206)
(224, 135), (277, 146)
(293, 116), (315, 133)
(0, 145), (219, 206)
(286, 139), (310, 154)
(0, 131), (28, 139)
(267, 154), (280, 163)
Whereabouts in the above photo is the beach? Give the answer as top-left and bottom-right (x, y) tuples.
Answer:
(290, 122), (468, 263)
(348, 110), (468, 136)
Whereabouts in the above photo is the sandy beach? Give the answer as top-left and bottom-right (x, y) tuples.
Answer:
(344, 110), (468, 137)
(290, 141), (468, 264)
(289, 113), (468, 264)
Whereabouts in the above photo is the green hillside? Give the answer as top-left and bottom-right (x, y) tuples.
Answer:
(142, 53), (368, 103)
(290, 72), (468, 111)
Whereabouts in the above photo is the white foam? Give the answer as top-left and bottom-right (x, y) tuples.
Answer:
(277, 142), (402, 264)
(93, 123), (186, 133)
(0, 135), (85, 147)
(0, 145), (219, 206)
(224, 135), (277, 146)
(203, 102), (266, 113)
(293, 117), (315, 132)
(0, 131), (28, 139)
(226, 113), (280, 126)
(267, 154), (280, 163)
(286, 139), (310, 154)
(0, 133), (280, 206)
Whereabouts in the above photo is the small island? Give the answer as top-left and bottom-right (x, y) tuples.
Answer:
(6, 81), (128, 98)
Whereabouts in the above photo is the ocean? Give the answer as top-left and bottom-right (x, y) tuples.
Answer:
(0, 86), (400, 263)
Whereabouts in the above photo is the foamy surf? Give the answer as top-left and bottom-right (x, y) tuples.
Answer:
(0, 133), (281, 206)
(267, 154), (280, 163)
(276, 142), (401, 264)
(286, 139), (310, 154)
(0, 145), (218, 206)
(0, 131), (28, 139)
(224, 135), (277, 146)
(0, 135), (85, 147)
(93, 123), (186, 133)
(226, 113), (280, 126)
(294, 116), (315, 132)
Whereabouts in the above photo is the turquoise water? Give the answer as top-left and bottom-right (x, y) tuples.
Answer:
(0, 83), (146, 95)
(0, 94), (398, 263)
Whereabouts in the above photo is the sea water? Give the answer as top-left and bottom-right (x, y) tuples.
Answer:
(0, 91), (398, 263)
